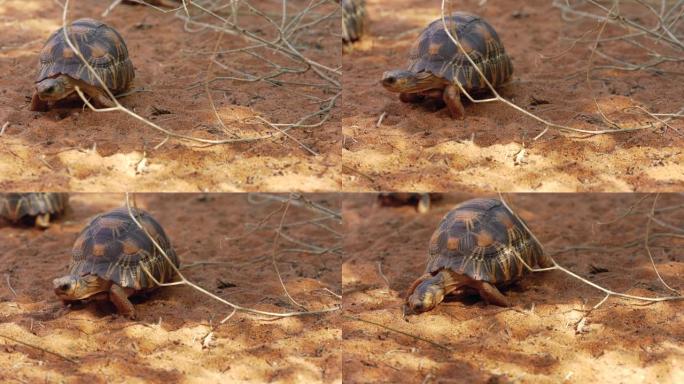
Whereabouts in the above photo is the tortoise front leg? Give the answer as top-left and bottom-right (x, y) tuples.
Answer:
(474, 281), (510, 307)
(442, 84), (465, 119)
(109, 283), (136, 319)
(30, 92), (49, 112)
(34, 213), (51, 229)
(399, 92), (424, 103)
(80, 84), (117, 109)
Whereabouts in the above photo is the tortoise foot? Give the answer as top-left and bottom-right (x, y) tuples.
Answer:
(476, 281), (511, 307)
(34, 214), (51, 229)
(443, 84), (465, 120)
(30, 92), (49, 112)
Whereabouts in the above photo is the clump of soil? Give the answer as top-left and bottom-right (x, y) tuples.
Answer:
(0, 193), (341, 383)
(342, 0), (684, 192)
(343, 193), (683, 383)
(0, 0), (340, 192)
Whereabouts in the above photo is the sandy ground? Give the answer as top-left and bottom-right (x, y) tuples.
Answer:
(343, 193), (683, 383)
(0, 193), (341, 383)
(342, 0), (684, 192)
(0, 0), (340, 192)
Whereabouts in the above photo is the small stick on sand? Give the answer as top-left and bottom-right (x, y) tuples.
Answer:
(271, 196), (308, 310)
(376, 111), (387, 128)
(343, 315), (451, 351)
(377, 261), (391, 292)
(101, 0), (123, 17)
(644, 194), (680, 294)
(5, 274), (17, 297)
(0, 333), (79, 364)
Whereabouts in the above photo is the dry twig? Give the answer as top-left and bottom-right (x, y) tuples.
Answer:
(124, 193), (339, 320)
(498, 193), (684, 305)
(62, 0), (339, 151)
(441, 0), (684, 139)
(0, 333), (79, 364)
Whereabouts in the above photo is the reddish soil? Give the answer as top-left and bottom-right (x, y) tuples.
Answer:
(343, 193), (683, 383)
(342, 0), (684, 192)
(0, 193), (341, 383)
(0, 0), (340, 192)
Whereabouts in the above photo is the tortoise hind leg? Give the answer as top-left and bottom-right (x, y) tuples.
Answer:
(474, 281), (510, 307)
(34, 213), (51, 229)
(30, 92), (49, 112)
(536, 251), (555, 269)
(443, 84), (465, 119)
(109, 284), (136, 319)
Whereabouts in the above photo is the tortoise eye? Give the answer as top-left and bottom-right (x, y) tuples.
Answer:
(385, 77), (396, 84)
(60, 284), (70, 292)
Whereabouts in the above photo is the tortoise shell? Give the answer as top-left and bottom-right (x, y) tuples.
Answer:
(408, 13), (512, 92)
(427, 198), (543, 285)
(0, 193), (68, 222)
(37, 18), (134, 93)
(342, 0), (366, 44)
(69, 207), (179, 291)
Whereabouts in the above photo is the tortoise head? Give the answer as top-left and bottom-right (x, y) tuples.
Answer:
(402, 273), (446, 317)
(53, 274), (106, 301)
(381, 70), (441, 93)
(35, 75), (75, 102)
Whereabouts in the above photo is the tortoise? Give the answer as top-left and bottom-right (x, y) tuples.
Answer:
(342, 0), (367, 44)
(0, 193), (69, 228)
(53, 207), (179, 319)
(30, 18), (134, 112)
(378, 193), (442, 214)
(403, 198), (552, 316)
(381, 13), (513, 119)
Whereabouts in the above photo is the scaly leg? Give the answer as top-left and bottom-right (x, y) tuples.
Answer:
(79, 83), (116, 109)
(536, 250), (555, 269)
(34, 214), (51, 229)
(442, 84), (465, 119)
(474, 281), (510, 307)
(109, 284), (136, 319)
(30, 92), (49, 112)
(88, 88), (117, 109)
